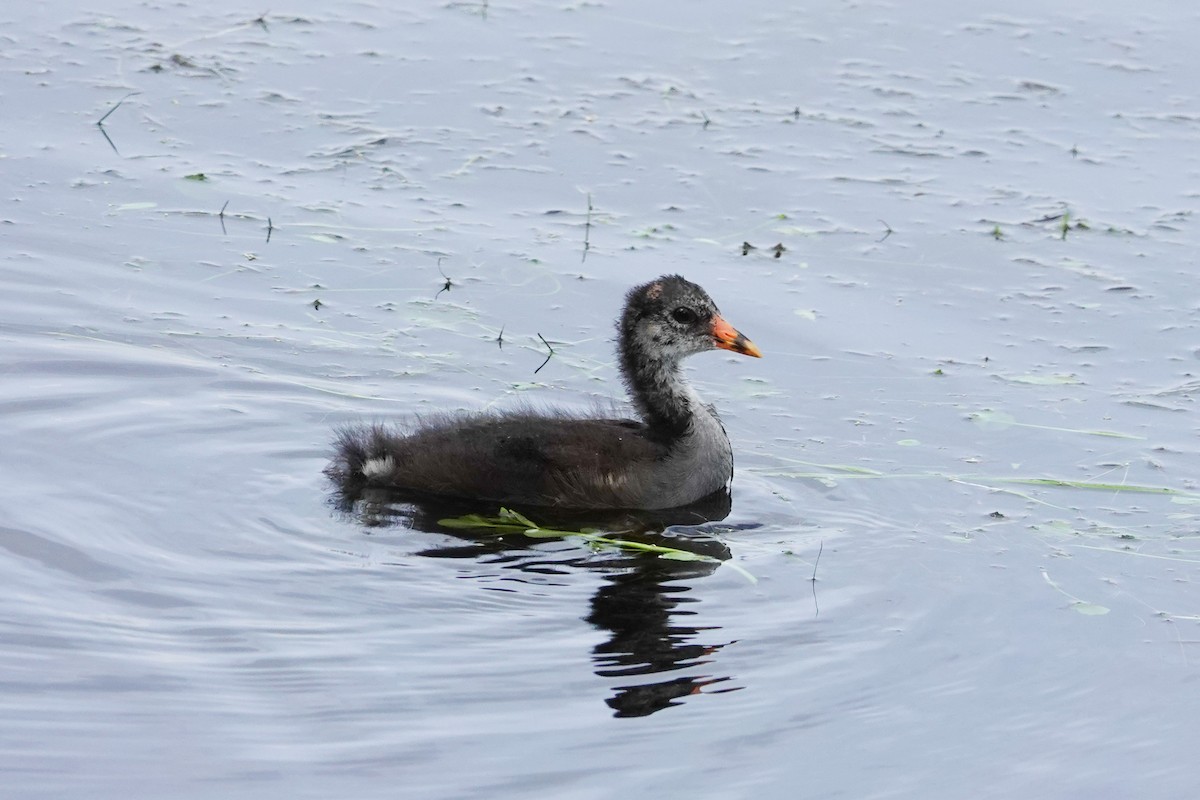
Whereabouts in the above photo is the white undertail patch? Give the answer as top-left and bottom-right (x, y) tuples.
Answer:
(362, 455), (396, 479)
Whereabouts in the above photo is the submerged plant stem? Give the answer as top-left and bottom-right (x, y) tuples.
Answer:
(439, 508), (756, 581)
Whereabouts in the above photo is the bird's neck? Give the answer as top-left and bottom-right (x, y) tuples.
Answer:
(620, 341), (700, 440)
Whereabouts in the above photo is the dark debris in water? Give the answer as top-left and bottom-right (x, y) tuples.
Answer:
(740, 241), (786, 258)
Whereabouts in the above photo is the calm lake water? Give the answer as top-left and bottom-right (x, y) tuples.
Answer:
(3, 1), (1198, 797)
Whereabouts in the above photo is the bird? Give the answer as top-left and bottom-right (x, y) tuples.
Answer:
(326, 274), (762, 510)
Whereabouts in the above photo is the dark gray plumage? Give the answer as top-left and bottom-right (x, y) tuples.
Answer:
(326, 275), (761, 509)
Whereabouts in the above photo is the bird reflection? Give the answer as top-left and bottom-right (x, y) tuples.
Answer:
(333, 486), (746, 717)
(588, 561), (742, 717)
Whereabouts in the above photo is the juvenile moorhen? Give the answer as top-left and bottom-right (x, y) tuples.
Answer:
(327, 275), (761, 509)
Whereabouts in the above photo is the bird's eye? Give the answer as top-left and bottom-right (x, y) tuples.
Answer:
(671, 306), (698, 325)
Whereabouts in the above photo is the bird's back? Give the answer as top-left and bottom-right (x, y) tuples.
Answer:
(328, 411), (674, 508)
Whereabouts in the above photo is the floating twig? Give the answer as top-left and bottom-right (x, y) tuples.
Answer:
(811, 540), (823, 617)
(582, 192), (592, 263)
(97, 91), (139, 127)
(96, 91), (139, 155)
(877, 219), (893, 242)
(534, 332), (554, 374)
(97, 125), (118, 155)
(435, 260), (453, 300)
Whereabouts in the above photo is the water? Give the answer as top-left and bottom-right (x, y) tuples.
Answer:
(2, 1), (1198, 797)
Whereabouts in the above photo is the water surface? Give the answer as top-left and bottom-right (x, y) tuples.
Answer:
(2, 1), (1197, 797)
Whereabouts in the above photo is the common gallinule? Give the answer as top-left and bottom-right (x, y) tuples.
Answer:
(327, 275), (761, 509)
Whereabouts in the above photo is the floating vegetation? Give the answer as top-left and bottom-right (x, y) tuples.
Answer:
(439, 507), (756, 582)
(631, 223), (678, 240)
(756, 456), (885, 479)
(994, 477), (1180, 495)
(968, 409), (1145, 440)
(308, 233), (343, 244)
(1042, 569), (1110, 615)
(996, 372), (1083, 386)
(755, 459), (1200, 502)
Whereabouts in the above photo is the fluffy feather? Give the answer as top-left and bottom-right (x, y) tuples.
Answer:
(326, 275), (758, 509)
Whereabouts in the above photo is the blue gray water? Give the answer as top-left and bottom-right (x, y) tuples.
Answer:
(2, 1), (1197, 797)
